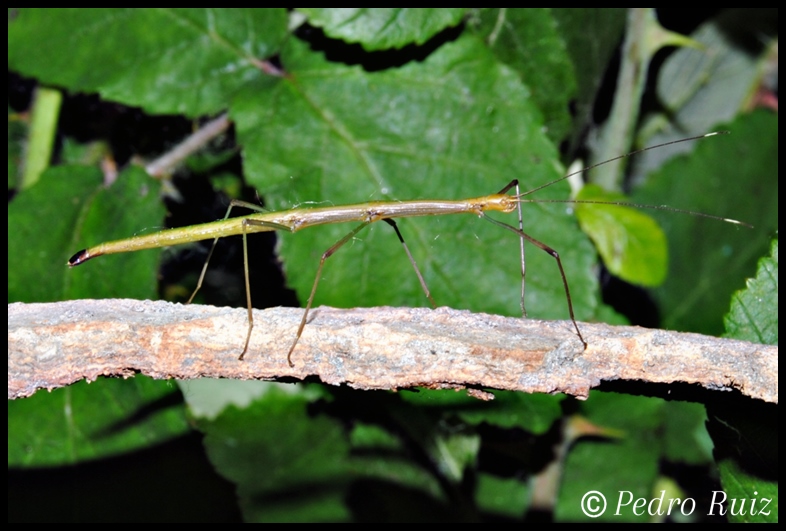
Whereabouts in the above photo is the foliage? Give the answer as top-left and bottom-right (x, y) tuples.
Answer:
(8, 8), (777, 522)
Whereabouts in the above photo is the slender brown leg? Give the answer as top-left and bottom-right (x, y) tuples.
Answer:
(382, 219), (436, 308)
(481, 213), (587, 350)
(185, 199), (290, 361)
(287, 221), (372, 367)
(236, 217), (293, 361)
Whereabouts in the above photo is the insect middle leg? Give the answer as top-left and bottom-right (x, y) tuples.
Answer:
(287, 218), (437, 367)
(186, 199), (289, 361)
(481, 211), (587, 350)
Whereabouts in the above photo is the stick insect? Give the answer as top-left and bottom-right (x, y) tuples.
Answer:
(68, 132), (749, 367)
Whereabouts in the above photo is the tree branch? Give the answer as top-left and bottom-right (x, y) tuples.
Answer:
(144, 113), (231, 177)
(8, 299), (777, 403)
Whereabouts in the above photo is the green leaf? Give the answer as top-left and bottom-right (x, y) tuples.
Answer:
(724, 239), (778, 345)
(298, 8), (466, 51)
(8, 165), (162, 303)
(706, 396), (778, 524)
(548, 9), (626, 144)
(198, 390), (352, 522)
(475, 473), (531, 518)
(713, 236), (778, 521)
(8, 376), (189, 467)
(8, 166), (174, 471)
(64, 166), (165, 301)
(348, 422), (444, 502)
(576, 184), (667, 286)
(661, 401), (713, 465)
(630, 110), (778, 336)
(468, 9), (625, 145)
(8, 165), (97, 303)
(8, 8), (289, 116)
(716, 458), (778, 523)
(557, 392), (664, 522)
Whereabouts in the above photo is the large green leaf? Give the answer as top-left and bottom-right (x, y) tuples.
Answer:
(630, 110), (778, 335)
(8, 376), (188, 467)
(198, 389), (352, 522)
(234, 35), (599, 336)
(8, 8), (289, 116)
(8, 165), (163, 303)
(468, 8), (625, 144)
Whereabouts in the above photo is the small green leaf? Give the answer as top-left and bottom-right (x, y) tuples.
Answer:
(576, 184), (667, 287)
(724, 239), (778, 345)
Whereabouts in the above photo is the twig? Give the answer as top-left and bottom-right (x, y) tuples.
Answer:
(8, 300), (777, 403)
(144, 113), (231, 177)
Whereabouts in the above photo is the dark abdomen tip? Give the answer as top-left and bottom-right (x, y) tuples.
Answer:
(68, 249), (91, 266)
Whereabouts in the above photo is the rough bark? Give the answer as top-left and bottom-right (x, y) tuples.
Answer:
(8, 299), (778, 403)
